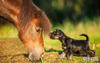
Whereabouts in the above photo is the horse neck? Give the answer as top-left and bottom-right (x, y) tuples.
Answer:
(0, 0), (22, 29)
(0, 0), (41, 29)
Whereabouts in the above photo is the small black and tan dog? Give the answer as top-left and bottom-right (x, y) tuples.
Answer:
(49, 29), (95, 59)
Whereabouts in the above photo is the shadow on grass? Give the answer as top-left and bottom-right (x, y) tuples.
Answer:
(45, 48), (62, 54)
(45, 48), (87, 57)
(24, 54), (29, 58)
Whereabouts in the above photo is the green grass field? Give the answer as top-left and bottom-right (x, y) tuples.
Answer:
(0, 17), (100, 63)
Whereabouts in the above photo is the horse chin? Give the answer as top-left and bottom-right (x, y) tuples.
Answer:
(28, 52), (41, 62)
(28, 49), (43, 62)
(27, 42), (44, 62)
(29, 51), (44, 62)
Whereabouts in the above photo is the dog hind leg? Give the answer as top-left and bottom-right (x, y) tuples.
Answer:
(59, 52), (66, 58)
(67, 49), (73, 60)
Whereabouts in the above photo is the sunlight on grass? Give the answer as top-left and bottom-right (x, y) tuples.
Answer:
(0, 24), (18, 38)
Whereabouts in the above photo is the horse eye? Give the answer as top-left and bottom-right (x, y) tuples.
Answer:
(36, 28), (41, 33)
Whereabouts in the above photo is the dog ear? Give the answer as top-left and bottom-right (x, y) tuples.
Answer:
(55, 29), (58, 31)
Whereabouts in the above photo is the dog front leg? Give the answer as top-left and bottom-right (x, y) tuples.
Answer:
(59, 52), (66, 59)
(59, 48), (67, 59)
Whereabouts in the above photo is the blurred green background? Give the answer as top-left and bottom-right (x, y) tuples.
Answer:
(33, 0), (100, 25)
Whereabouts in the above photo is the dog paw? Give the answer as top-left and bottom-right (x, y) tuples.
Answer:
(58, 54), (66, 59)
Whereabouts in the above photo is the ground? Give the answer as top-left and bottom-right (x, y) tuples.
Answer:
(0, 38), (100, 63)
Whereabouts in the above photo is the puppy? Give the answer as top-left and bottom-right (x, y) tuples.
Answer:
(49, 29), (95, 59)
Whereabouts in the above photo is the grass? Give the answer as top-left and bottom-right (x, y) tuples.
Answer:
(0, 17), (100, 63)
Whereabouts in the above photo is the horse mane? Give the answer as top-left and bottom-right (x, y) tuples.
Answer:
(18, 0), (33, 27)
(18, 0), (51, 34)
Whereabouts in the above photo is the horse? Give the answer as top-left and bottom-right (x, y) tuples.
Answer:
(0, 0), (51, 61)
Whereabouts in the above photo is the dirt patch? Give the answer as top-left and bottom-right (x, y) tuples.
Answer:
(0, 55), (29, 63)
(96, 43), (100, 47)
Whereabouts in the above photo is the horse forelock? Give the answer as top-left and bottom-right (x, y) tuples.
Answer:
(36, 10), (51, 34)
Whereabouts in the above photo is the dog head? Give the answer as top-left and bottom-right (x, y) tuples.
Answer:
(49, 29), (65, 39)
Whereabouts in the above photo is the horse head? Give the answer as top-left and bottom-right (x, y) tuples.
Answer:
(0, 0), (51, 61)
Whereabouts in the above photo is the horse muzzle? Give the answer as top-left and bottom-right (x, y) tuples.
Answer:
(28, 48), (44, 62)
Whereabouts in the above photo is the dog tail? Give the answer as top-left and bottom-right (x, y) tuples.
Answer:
(80, 34), (89, 41)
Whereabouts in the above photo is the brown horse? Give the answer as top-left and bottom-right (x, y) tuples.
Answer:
(0, 0), (51, 61)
